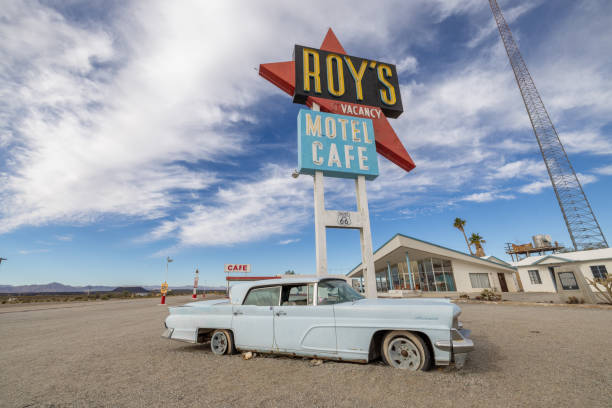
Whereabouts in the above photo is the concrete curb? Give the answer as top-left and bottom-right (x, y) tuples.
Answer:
(453, 299), (612, 309)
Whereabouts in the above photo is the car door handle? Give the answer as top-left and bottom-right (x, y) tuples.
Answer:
(233, 311), (243, 316)
(275, 311), (287, 316)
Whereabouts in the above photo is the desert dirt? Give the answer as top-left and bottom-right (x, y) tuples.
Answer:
(1, 295), (610, 408)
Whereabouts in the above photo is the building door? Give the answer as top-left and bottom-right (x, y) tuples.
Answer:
(548, 267), (558, 291)
(497, 273), (509, 292)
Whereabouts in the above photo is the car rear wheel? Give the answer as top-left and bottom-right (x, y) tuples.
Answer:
(210, 329), (234, 355)
(381, 331), (430, 371)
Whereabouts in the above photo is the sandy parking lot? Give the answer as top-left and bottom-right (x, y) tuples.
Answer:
(1, 296), (610, 408)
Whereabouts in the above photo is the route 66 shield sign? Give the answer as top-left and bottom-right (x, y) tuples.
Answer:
(337, 211), (351, 226)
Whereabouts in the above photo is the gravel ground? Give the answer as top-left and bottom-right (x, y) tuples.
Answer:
(1, 296), (610, 408)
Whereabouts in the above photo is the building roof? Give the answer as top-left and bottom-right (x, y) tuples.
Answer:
(481, 255), (512, 266)
(347, 233), (516, 277)
(512, 247), (612, 267)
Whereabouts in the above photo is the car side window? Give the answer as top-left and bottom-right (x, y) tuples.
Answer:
(281, 285), (313, 306)
(243, 286), (281, 306)
(317, 280), (363, 305)
(317, 281), (339, 305)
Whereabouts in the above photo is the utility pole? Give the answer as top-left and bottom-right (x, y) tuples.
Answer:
(489, 0), (608, 251)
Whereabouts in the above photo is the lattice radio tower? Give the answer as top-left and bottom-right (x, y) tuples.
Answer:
(489, 0), (608, 251)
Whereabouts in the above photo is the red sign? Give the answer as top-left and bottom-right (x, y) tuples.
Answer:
(259, 29), (415, 173)
(224, 264), (251, 273)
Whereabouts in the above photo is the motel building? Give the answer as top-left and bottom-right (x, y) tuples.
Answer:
(513, 247), (612, 303)
(347, 234), (519, 296)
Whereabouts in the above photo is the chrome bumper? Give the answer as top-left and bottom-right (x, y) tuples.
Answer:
(434, 328), (474, 368)
(161, 328), (174, 339)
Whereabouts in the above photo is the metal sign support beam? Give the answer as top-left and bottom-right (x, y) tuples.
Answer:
(312, 103), (377, 298)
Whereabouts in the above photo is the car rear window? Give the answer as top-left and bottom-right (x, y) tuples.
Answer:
(243, 286), (281, 306)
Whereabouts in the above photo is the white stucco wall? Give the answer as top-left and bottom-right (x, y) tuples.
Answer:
(578, 260), (612, 292)
(517, 266), (557, 293)
(518, 259), (611, 293)
(451, 259), (517, 293)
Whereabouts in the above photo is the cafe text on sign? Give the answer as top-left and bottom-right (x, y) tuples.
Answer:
(298, 109), (378, 180)
(224, 264), (251, 273)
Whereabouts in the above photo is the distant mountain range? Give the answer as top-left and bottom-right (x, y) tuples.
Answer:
(0, 282), (225, 294)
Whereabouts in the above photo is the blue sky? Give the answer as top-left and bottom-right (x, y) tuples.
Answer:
(1, 0), (611, 287)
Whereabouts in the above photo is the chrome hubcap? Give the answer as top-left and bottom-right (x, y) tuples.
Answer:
(211, 332), (228, 355)
(388, 338), (420, 370)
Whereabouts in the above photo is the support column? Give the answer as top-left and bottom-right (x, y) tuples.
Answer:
(356, 175), (377, 299)
(386, 262), (393, 291)
(314, 171), (327, 276)
(311, 102), (328, 277)
(405, 252), (414, 290)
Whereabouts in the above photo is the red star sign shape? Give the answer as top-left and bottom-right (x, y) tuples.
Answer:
(259, 28), (415, 173)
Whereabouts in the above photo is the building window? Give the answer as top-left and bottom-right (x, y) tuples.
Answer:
(528, 270), (542, 284)
(558, 272), (579, 290)
(416, 258), (456, 292)
(469, 273), (491, 289)
(590, 265), (608, 280)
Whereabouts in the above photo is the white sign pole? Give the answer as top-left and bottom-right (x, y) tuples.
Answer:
(312, 103), (328, 277)
(356, 175), (377, 299)
(309, 103), (377, 297)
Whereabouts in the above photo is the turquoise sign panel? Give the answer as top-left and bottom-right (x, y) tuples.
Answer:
(297, 109), (378, 180)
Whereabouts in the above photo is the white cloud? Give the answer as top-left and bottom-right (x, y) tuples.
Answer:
(55, 235), (73, 242)
(148, 165), (312, 247)
(278, 238), (300, 245)
(558, 130), (612, 156)
(576, 173), (597, 186)
(395, 56), (418, 74)
(461, 192), (515, 202)
(489, 159), (546, 179)
(519, 180), (550, 194)
(0, 0), (496, 236)
(594, 165), (612, 175)
(467, 1), (542, 48)
(518, 173), (597, 195)
(18, 249), (50, 255)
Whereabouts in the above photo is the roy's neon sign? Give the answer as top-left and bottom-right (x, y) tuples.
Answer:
(294, 45), (403, 119)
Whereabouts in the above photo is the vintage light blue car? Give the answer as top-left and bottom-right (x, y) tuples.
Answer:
(162, 277), (473, 370)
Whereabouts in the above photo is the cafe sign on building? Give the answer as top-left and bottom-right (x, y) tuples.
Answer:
(224, 264), (251, 273)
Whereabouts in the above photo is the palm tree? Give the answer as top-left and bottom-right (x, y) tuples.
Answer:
(453, 218), (473, 255)
(469, 233), (486, 257)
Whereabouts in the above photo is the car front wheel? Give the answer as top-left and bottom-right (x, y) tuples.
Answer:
(210, 329), (234, 356)
(381, 331), (431, 371)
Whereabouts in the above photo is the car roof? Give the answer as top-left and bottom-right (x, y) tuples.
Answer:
(228, 277), (345, 305)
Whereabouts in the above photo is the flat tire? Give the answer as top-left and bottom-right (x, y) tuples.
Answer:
(381, 331), (431, 371)
(210, 329), (234, 355)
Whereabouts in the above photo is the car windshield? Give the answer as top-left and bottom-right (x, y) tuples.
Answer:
(317, 280), (364, 305)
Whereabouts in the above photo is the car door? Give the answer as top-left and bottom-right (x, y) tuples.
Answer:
(232, 286), (280, 351)
(273, 283), (336, 354)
